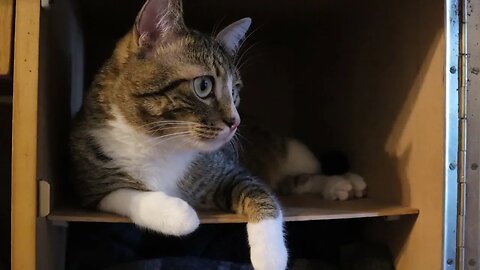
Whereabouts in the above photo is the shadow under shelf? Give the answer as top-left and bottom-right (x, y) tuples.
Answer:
(47, 195), (419, 224)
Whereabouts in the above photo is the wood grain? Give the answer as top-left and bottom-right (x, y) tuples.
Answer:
(48, 197), (419, 224)
(0, 0), (14, 76)
(11, 0), (40, 270)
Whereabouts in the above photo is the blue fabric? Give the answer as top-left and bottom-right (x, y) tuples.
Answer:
(66, 223), (252, 270)
(103, 257), (253, 270)
(66, 220), (393, 270)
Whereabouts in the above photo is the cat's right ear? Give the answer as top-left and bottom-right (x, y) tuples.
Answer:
(135, 0), (186, 56)
(216, 18), (252, 57)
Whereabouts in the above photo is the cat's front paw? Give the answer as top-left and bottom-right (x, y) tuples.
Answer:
(323, 173), (367, 200)
(132, 193), (200, 236)
(247, 217), (288, 270)
(323, 175), (354, 200)
(344, 172), (367, 198)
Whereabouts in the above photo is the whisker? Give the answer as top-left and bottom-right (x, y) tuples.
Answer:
(147, 126), (187, 134)
(233, 133), (244, 155)
(236, 131), (252, 145)
(235, 23), (265, 63)
(195, 130), (221, 139)
(152, 135), (190, 148)
(238, 53), (264, 71)
(151, 131), (191, 141)
(151, 133), (191, 147)
(144, 120), (196, 125)
(193, 126), (223, 133)
(211, 16), (227, 37)
(140, 120), (197, 128)
(234, 138), (240, 161)
(235, 134), (243, 157)
(236, 41), (263, 67)
(229, 140), (238, 162)
(195, 132), (219, 138)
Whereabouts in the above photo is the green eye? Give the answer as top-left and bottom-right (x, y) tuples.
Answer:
(193, 76), (214, 98)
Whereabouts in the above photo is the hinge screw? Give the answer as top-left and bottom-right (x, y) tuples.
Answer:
(472, 67), (480, 75)
(447, 258), (454, 265)
(472, 163), (478, 170)
(449, 163), (457, 170)
(450, 66), (457, 74)
(469, 259), (476, 266)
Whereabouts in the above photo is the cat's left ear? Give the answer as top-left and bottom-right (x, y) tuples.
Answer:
(135, 0), (186, 55)
(216, 18), (252, 56)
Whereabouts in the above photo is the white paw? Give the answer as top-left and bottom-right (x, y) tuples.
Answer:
(132, 193), (199, 236)
(344, 172), (367, 198)
(247, 217), (288, 270)
(323, 175), (354, 201)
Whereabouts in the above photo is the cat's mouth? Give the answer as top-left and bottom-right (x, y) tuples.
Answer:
(147, 121), (237, 152)
(192, 125), (237, 152)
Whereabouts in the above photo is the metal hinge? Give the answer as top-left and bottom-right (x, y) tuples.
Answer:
(38, 180), (51, 218)
(41, 0), (51, 9)
(456, 0), (469, 268)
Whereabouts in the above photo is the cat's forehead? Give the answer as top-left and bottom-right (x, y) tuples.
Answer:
(157, 34), (238, 77)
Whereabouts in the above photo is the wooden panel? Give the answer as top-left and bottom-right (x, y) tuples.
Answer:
(48, 197), (418, 224)
(35, 0), (84, 268)
(0, 0), (14, 76)
(304, 1), (445, 269)
(11, 0), (40, 270)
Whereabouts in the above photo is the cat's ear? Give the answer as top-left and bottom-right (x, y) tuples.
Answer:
(135, 0), (186, 54)
(216, 17), (252, 56)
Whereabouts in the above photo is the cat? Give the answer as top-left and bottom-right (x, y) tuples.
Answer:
(69, 0), (367, 269)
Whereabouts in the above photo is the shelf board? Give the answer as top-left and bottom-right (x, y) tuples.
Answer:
(48, 196), (419, 224)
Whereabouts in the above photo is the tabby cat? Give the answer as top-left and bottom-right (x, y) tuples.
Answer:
(70, 0), (367, 269)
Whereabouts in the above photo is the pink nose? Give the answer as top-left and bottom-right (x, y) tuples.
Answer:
(223, 117), (240, 130)
(231, 122), (239, 130)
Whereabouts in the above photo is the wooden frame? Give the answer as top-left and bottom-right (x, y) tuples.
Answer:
(9, 0), (451, 269)
(11, 0), (40, 269)
(0, 0), (14, 76)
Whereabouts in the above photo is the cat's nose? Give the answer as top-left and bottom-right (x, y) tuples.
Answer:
(223, 117), (240, 130)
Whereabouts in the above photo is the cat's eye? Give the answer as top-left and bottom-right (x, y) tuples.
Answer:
(232, 83), (241, 97)
(193, 76), (214, 98)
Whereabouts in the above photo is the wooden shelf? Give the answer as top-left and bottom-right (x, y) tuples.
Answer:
(48, 196), (419, 224)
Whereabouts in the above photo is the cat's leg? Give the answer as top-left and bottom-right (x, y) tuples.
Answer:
(276, 139), (367, 200)
(278, 174), (357, 200)
(344, 172), (368, 198)
(214, 176), (287, 270)
(98, 189), (199, 236)
(278, 173), (367, 200)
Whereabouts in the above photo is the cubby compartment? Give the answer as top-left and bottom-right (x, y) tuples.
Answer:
(0, 89), (12, 270)
(31, 0), (447, 269)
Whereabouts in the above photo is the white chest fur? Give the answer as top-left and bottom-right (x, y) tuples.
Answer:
(90, 107), (197, 196)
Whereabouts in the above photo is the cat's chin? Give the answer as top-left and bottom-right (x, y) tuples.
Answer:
(191, 129), (236, 152)
(192, 134), (235, 152)
(193, 138), (231, 152)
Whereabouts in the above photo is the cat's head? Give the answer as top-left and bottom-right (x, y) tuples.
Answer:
(105, 0), (251, 152)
